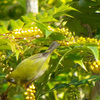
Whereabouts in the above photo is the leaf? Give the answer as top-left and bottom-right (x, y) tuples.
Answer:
(49, 32), (66, 40)
(0, 26), (9, 33)
(74, 59), (87, 71)
(38, 15), (58, 22)
(52, 83), (68, 90)
(0, 39), (8, 45)
(67, 49), (87, 71)
(48, 5), (79, 18)
(87, 46), (99, 61)
(45, 29), (52, 38)
(0, 28), (3, 34)
(51, 75), (100, 91)
(10, 20), (20, 30)
(27, 12), (36, 20)
(23, 23), (35, 28)
(15, 49), (20, 61)
(21, 16), (32, 24)
(16, 19), (24, 28)
(54, 12), (74, 18)
(0, 39), (11, 50)
(0, 45), (11, 50)
(7, 40), (16, 52)
(66, 19), (88, 36)
(55, 4), (79, 13)
(32, 20), (52, 37)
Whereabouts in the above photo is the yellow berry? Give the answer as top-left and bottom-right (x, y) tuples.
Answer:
(24, 92), (28, 95)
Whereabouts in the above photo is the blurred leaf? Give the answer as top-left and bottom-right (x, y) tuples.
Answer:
(49, 32), (66, 40)
(0, 39), (9, 45)
(38, 15), (57, 22)
(15, 49), (20, 61)
(51, 75), (100, 91)
(87, 46), (99, 61)
(95, 35), (100, 39)
(55, 4), (79, 13)
(21, 16), (32, 24)
(0, 74), (5, 78)
(16, 19), (24, 28)
(0, 45), (11, 50)
(0, 28), (3, 34)
(52, 83), (68, 90)
(10, 20), (20, 30)
(66, 19), (87, 35)
(0, 39), (11, 50)
(0, 26), (9, 33)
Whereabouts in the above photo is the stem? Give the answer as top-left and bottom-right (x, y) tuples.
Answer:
(1, 84), (12, 100)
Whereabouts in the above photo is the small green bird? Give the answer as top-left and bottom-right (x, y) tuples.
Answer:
(6, 41), (60, 85)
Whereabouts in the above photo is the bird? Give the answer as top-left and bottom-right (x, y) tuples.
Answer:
(6, 41), (60, 85)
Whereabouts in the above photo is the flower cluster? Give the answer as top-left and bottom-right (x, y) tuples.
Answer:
(58, 36), (100, 48)
(1, 63), (13, 73)
(10, 27), (44, 38)
(24, 83), (36, 100)
(6, 26), (72, 40)
(89, 60), (100, 74)
(66, 86), (80, 100)
(48, 26), (72, 37)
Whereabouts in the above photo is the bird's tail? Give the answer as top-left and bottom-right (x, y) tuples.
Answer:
(42, 41), (60, 57)
(47, 41), (60, 53)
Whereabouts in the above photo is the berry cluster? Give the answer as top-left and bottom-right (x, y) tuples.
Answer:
(58, 36), (100, 48)
(66, 86), (80, 100)
(89, 60), (100, 74)
(10, 27), (44, 38)
(0, 52), (13, 74)
(24, 83), (36, 100)
(1, 63), (13, 73)
(48, 26), (72, 37)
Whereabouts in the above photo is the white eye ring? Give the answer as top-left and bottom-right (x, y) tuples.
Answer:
(10, 78), (15, 82)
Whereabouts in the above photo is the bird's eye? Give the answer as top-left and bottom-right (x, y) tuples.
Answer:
(10, 78), (15, 83)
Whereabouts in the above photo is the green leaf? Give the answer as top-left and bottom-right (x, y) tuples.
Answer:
(36, 12), (57, 22)
(87, 46), (99, 61)
(49, 32), (66, 40)
(0, 26), (9, 33)
(51, 75), (100, 91)
(45, 29), (52, 38)
(38, 15), (58, 22)
(27, 12), (36, 20)
(16, 19), (24, 28)
(0, 39), (8, 45)
(55, 4), (79, 13)
(10, 20), (20, 30)
(6, 40), (16, 52)
(0, 45), (11, 50)
(0, 39), (11, 50)
(66, 19), (88, 35)
(15, 49), (20, 61)
(0, 28), (3, 34)
(74, 59), (87, 71)
(0, 74), (5, 78)
(54, 12), (74, 18)
(21, 16), (32, 24)
(32, 20), (52, 37)
(67, 49), (87, 71)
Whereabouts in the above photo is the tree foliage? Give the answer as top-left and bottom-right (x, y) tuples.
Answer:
(0, 0), (100, 100)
